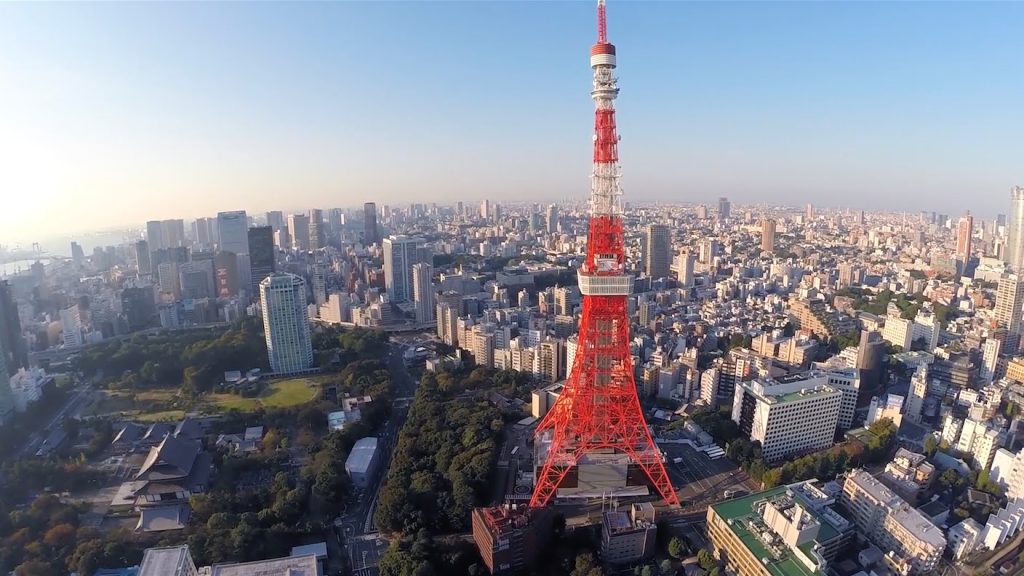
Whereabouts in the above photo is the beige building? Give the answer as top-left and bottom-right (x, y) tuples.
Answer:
(840, 470), (944, 575)
(879, 448), (935, 505)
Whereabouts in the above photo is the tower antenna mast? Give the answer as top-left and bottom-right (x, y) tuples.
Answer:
(531, 0), (680, 509)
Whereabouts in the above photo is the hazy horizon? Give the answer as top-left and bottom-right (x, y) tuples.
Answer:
(2, 1), (1021, 246)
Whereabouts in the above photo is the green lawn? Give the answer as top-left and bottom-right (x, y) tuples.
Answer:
(208, 394), (259, 411)
(209, 377), (320, 412)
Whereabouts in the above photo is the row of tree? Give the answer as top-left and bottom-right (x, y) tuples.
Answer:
(691, 407), (899, 488)
(375, 370), (503, 536)
(73, 318), (268, 395)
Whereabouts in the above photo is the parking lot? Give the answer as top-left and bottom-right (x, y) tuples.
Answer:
(660, 443), (758, 510)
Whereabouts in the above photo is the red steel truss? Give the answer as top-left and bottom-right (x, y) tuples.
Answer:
(530, 0), (680, 509)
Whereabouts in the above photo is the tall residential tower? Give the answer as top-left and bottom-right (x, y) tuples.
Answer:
(260, 274), (313, 374)
(1006, 187), (1024, 271)
(642, 224), (670, 280)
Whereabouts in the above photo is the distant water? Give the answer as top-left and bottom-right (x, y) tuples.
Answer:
(3, 229), (139, 257)
(1, 228), (139, 277)
(0, 259), (40, 277)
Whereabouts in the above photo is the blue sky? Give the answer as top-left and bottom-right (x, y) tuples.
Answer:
(1, 1), (1021, 242)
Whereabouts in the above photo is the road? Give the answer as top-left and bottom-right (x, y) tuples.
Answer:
(17, 378), (92, 459)
(338, 342), (420, 575)
(660, 443), (758, 513)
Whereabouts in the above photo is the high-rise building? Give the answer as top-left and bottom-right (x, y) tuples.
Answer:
(1006, 186), (1024, 271)
(178, 260), (215, 300)
(412, 262), (435, 324)
(546, 204), (559, 233)
(328, 208), (344, 235)
(122, 287), (157, 331)
(70, 242), (85, 266)
(642, 224), (671, 280)
(363, 202), (379, 246)
(260, 273), (313, 375)
(216, 211), (250, 299)
(265, 211), (285, 233)
(436, 292), (462, 346)
(981, 338), (1002, 383)
(956, 212), (973, 262)
(717, 197), (731, 221)
(146, 220), (165, 251)
(60, 305), (84, 348)
(996, 274), (1024, 337)
(287, 213), (310, 252)
(273, 228), (290, 251)
(157, 261), (181, 299)
(192, 217), (217, 247)
(383, 235), (423, 303)
(699, 239), (719, 264)
(310, 261), (327, 307)
(308, 209), (324, 251)
(837, 262), (860, 289)
(672, 250), (696, 288)
(731, 376), (842, 463)
(857, 330), (886, 397)
(247, 226), (275, 295)
(214, 251), (239, 298)
(0, 281), (28, 375)
(167, 219), (186, 249)
(216, 211), (249, 256)
(761, 218), (777, 252)
(135, 240), (152, 277)
(806, 203), (814, 220)
(146, 219), (186, 252)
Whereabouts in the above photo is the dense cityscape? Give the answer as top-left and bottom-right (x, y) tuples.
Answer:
(1, 2), (1022, 576)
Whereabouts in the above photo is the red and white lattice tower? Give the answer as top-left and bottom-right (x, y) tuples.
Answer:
(531, 0), (680, 508)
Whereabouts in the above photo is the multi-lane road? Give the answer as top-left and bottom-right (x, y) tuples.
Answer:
(337, 342), (420, 575)
(661, 442), (758, 513)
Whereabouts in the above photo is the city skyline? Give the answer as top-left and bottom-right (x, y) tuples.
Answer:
(4, 2), (1024, 572)
(2, 1), (1022, 242)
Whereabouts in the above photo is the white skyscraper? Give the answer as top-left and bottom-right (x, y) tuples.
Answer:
(1006, 186), (1024, 271)
(546, 204), (559, 233)
(60, 305), (83, 348)
(260, 274), (313, 375)
(383, 235), (423, 303)
(412, 262), (435, 324)
(996, 274), (1024, 336)
(288, 213), (311, 252)
(672, 250), (697, 288)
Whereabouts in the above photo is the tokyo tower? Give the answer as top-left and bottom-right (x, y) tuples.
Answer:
(531, 0), (680, 508)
